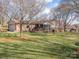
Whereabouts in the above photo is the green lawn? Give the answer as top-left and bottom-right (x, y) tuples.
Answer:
(0, 32), (79, 59)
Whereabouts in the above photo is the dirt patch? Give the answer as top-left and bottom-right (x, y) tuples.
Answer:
(0, 35), (31, 43)
(0, 34), (38, 43)
(0, 38), (21, 43)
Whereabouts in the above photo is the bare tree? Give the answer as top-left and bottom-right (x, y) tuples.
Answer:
(13, 0), (46, 36)
(51, 2), (79, 32)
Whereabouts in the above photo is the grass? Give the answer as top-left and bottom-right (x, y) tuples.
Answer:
(0, 32), (79, 59)
(0, 32), (17, 37)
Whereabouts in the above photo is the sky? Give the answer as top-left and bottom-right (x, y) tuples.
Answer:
(47, 0), (62, 8)
(42, 0), (63, 14)
(38, 0), (63, 18)
(7, 0), (63, 17)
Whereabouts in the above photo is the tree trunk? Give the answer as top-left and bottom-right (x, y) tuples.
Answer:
(20, 20), (22, 37)
(64, 24), (66, 32)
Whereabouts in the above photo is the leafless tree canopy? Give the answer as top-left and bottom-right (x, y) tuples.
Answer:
(0, 0), (79, 32)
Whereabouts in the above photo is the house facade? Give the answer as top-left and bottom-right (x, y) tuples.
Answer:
(8, 19), (27, 32)
(7, 18), (79, 33)
(7, 19), (59, 32)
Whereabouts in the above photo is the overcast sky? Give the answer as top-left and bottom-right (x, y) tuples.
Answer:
(40, 0), (63, 15)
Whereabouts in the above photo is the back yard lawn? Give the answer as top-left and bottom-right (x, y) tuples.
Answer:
(0, 32), (78, 59)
